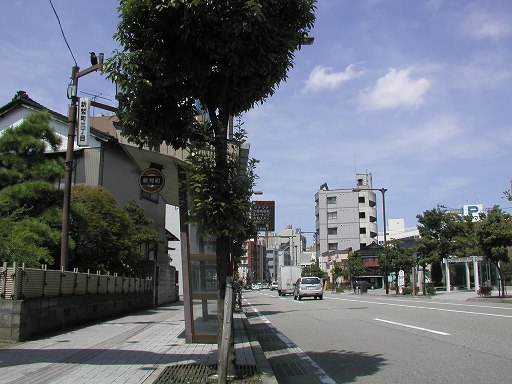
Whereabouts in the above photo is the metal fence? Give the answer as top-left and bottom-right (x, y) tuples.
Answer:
(0, 262), (153, 300)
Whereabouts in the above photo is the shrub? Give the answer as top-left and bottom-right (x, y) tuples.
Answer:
(402, 287), (413, 295)
(478, 286), (493, 297)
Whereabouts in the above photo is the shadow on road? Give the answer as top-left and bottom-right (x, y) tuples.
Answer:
(306, 349), (387, 383)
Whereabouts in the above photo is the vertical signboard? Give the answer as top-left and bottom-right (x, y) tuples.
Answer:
(252, 201), (275, 231)
(77, 97), (90, 147)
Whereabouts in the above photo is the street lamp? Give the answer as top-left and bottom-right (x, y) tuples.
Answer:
(353, 187), (389, 294)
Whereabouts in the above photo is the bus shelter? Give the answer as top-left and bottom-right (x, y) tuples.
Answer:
(443, 256), (500, 293)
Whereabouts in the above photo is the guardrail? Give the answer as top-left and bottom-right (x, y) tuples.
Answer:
(0, 262), (153, 300)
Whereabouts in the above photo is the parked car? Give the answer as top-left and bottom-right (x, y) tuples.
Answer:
(270, 281), (279, 291)
(293, 276), (323, 300)
(261, 282), (269, 289)
(354, 280), (376, 291)
(251, 283), (261, 290)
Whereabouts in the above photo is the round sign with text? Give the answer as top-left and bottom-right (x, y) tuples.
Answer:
(139, 168), (165, 194)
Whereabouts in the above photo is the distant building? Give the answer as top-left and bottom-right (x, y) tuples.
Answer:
(378, 218), (420, 246)
(315, 173), (378, 258)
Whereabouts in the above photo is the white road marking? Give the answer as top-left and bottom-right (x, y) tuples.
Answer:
(245, 301), (336, 384)
(326, 296), (512, 318)
(374, 318), (451, 335)
(370, 296), (512, 311)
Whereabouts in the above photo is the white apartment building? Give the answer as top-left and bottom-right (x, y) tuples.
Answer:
(315, 173), (378, 258)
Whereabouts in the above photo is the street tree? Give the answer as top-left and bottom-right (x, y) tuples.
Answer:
(106, 0), (316, 363)
(348, 251), (365, 283)
(381, 240), (415, 294)
(452, 215), (482, 258)
(332, 260), (344, 289)
(0, 111), (63, 267)
(476, 206), (512, 297)
(302, 261), (326, 280)
(416, 206), (462, 293)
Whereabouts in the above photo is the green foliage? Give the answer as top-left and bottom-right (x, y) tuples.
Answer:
(332, 260), (344, 282)
(0, 111), (64, 267)
(187, 124), (258, 241)
(416, 207), (463, 264)
(0, 111), (63, 188)
(0, 215), (60, 267)
(477, 206), (512, 265)
(452, 215), (482, 257)
(477, 286), (493, 297)
(348, 251), (365, 280)
(476, 206), (512, 296)
(302, 261), (326, 279)
(106, 0), (316, 150)
(381, 239), (416, 292)
(70, 186), (157, 276)
(402, 287), (413, 295)
(502, 260), (512, 283)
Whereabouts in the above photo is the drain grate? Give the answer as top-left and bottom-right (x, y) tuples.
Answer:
(271, 361), (310, 377)
(153, 364), (261, 383)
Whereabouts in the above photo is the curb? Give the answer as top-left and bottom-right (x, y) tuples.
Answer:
(240, 314), (278, 384)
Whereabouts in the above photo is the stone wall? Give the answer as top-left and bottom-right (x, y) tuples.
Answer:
(0, 292), (153, 342)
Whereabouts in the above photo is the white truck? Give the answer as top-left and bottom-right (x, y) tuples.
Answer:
(277, 265), (302, 296)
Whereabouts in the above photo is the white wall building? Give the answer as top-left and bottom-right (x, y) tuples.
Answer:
(378, 218), (420, 245)
(315, 173), (378, 258)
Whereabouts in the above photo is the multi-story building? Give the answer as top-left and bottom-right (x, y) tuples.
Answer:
(315, 173), (378, 259)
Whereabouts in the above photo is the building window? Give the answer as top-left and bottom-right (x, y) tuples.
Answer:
(327, 196), (336, 204)
(327, 211), (337, 220)
(360, 227), (367, 234)
(328, 242), (337, 250)
(328, 227), (337, 235)
(359, 212), (366, 219)
(358, 196), (365, 204)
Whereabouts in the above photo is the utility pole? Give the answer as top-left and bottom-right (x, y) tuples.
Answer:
(60, 53), (104, 270)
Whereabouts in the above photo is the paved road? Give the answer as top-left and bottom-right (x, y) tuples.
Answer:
(244, 289), (512, 384)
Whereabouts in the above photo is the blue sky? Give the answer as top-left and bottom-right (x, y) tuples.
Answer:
(1, 1), (511, 246)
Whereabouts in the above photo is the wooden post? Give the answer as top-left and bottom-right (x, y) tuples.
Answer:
(218, 277), (234, 383)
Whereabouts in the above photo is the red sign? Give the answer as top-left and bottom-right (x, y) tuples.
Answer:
(139, 168), (165, 193)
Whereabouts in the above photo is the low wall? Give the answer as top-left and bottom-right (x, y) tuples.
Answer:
(0, 292), (153, 342)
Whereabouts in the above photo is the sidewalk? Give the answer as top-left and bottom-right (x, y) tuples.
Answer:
(335, 287), (512, 304)
(0, 302), (275, 384)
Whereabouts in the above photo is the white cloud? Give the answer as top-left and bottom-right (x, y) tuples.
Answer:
(303, 64), (362, 92)
(460, 7), (512, 40)
(358, 68), (431, 110)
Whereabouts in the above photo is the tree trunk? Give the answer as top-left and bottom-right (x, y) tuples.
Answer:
(211, 115), (236, 377)
(422, 262), (427, 295)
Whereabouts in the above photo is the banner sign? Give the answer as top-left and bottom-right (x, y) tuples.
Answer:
(139, 168), (165, 194)
(252, 201), (275, 231)
(77, 97), (90, 147)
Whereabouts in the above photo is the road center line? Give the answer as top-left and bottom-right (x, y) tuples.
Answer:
(374, 318), (451, 335)
(326, 297), (512, 318)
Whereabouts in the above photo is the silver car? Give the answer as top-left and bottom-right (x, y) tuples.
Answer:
(293, 276), (323, 300)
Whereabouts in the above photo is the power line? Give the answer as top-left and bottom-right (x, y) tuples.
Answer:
(48, 0), (78, 66)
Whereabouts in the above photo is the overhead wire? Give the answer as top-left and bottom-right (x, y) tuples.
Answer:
(48, 0), (78, 66)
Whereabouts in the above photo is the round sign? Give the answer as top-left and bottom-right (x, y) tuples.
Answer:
(139, 168), (165, 194)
